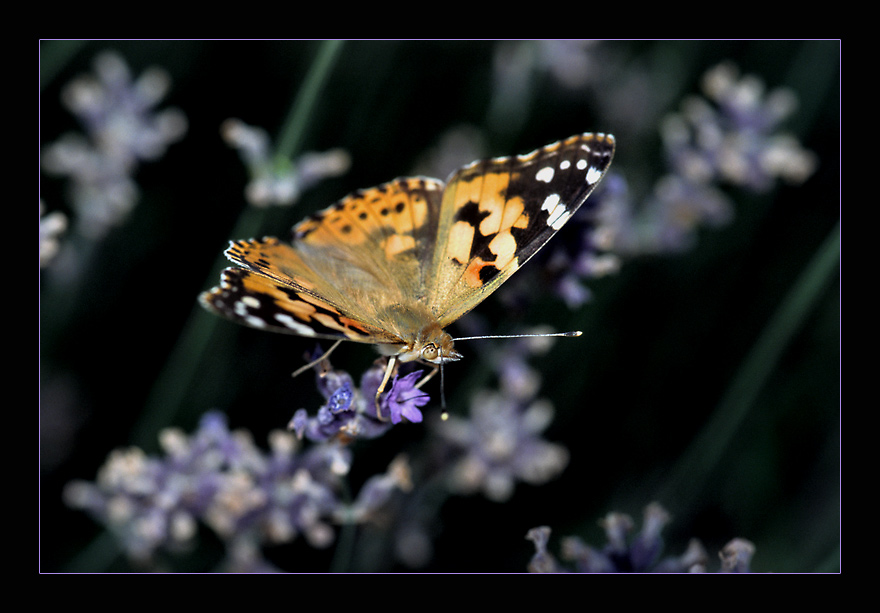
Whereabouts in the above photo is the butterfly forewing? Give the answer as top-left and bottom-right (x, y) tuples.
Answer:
(428, 133), (616, 326)
(292, 178), (446, 304)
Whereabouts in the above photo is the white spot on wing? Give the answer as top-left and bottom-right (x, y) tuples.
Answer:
(541, 193), (560, 212)
(244, 315), (267, 328)
(541, 193), (571, 230)
(549, 210), (571, 230)
(274, 313), (316, 336)
(586, 166), (603, 185)
(536, 166), (554, 183)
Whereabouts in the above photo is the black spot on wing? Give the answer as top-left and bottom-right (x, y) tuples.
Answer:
(454, 199), (494, 260)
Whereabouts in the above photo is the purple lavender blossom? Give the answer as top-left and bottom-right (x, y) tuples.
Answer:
(526, 503), (757, 573)
(382, 371), (430, 424)
(340, 454), (413, 524)
(289, 366), (372, 444)
(221, 118), (350, 207)
(434, 336), (570, 502)
(63, 411), (412, 570)
(290, 357), (432, 444)
(608, 61), (820, 255)
(718, 538), (758, 573)
(41, 51), (187, 240)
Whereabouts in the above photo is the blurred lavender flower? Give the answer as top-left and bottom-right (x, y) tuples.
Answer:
(41, 51), (187, 239)
(64, 411), (411, 570)
(339, 454), (413, 525)
(689, 61), (818, 189)
(433, 334), (570, 502)
(718, 538), (758, 573)
(221, 118), (351, 207)
(526, 502), (757, 573)
(611, 61), (818, 255)
(39, 200), (68, 267)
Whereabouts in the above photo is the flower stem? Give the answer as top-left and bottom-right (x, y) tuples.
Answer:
(276, 40), (344, 161)
(659, 221), (839, 509)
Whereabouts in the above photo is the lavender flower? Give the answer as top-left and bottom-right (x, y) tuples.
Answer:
(526, 502), (757, 573)
(611, 61), (819, 255)
(534, 177), (623, 308)
(434, 336), (570, 502)
(718, 538), (758, 573)
(290, 352), (431, 445)
(41, 51), (187, 239)
(383, 371), (430, 424)
(63, 411), (411, 570)
(564, 61), (821, 262)
(694, 62), (818, 189)
(221, 118), (350, 207)
(339, 454), (413, 524)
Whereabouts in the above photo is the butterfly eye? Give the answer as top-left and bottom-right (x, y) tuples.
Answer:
(421, 344), (439, 362)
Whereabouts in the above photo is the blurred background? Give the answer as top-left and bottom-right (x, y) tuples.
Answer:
(40, 40), (839, 573)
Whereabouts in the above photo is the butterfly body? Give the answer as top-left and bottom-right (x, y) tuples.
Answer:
(201, 132), (615, 374)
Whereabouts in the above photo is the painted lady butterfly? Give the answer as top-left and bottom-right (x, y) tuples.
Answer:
(200, 132), (615, 409)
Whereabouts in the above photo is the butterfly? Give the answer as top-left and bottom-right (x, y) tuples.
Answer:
(200, 132), (616, 415)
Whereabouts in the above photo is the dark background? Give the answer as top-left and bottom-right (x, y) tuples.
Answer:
(40, 40), (839, 572)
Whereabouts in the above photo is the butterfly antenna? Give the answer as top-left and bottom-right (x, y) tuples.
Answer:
(453, 330), (582, 342)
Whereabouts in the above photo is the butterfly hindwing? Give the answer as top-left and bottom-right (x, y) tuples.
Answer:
(203, 179), (450, 347)
(200, 264), (398, 343)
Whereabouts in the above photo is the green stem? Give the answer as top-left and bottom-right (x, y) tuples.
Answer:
(659, 221), (840, 509)
(276, 40), (345, 160)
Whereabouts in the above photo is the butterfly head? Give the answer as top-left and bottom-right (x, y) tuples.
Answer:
(394, 322), (462, 365)
(418, 338), (462, 365)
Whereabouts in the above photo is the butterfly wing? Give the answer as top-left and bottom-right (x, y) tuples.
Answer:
(289, 177), (445, 308)
(200, 262), (391, 341)
(201, 132), (615, 346)
(426, 132), (616, 326)
(201, 178), (448, 345)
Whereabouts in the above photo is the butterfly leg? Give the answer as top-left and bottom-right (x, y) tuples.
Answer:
(290, 339), (344, 378)
(414, 364), (439, 389)
(374, 355), (398, 420)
